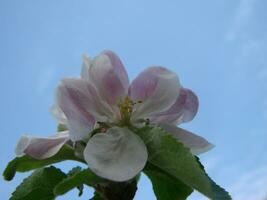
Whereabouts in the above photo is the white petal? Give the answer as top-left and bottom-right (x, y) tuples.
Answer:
(16, 135), (31, 157)
(84, 127), (147, 182)
(57, 78), (119, 141)
(15, 131), (69, 159)
(129, 66), (180, 120)
(81, 54), (91, 81)
(88, 50), (129, 105)
(50, 104), (68, 125)
(160, 124), (214, 155)
(150, 88), (199, 125)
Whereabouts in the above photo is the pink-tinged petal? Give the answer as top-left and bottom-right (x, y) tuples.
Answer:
(57, 78), (119, 141)
(160, 124), (214, 155)
(15, 131), (69, 159)
(81, 54), (91, 81)
(150, 88), (199, 125)
(84, 127), (148, 182)
(87, 50), (129, 105)
(50, 104), (68, 125)
(103, 50), (129, 89)
(129, 66), (180, 120)
(57, 79), (95, 141)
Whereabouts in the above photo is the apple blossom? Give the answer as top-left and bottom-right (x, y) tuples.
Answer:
(15, 50), (213, 182)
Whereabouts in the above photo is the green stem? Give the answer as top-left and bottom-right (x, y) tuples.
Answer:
(95, 179), (137, 200)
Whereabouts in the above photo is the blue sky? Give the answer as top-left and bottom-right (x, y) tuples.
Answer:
(0, 0), (267, 199)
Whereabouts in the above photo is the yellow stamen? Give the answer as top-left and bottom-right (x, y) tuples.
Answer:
(118, 96), (142, 124)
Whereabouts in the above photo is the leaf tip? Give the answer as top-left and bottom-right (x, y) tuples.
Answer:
(3, 164), (16, 181)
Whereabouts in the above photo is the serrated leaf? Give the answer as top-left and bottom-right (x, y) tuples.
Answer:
(134, 125), (231, 200)
(144, 163), (193, 200)
(3, 145), (84, 181)
(10, 166), (67, 200)
(194, 156), (231, 200)
(66, 167), (84, 196)
(67, 166), (82, 176)
(54, 169), (104, 196)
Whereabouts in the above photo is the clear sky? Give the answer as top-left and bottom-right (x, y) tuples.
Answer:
(0, 0), (267, 199)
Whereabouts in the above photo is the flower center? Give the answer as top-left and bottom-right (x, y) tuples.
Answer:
(118, 96), (141, 125)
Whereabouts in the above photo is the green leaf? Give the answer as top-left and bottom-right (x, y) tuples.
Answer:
(57, 124), (68, 132)
(67, 166), (83, 176)
(144, 163), (193, 200)
(66, 167), (84, 196)
(54, 169), (104, 196)
(3, 145), (84, 181)
(10, 166), (67, 200)
(194, 156), (231, 200)
(134, 125), (231, 200)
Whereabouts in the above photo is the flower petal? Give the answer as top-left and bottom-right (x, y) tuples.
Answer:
(150, 88), (199, 125)
(56, 79), (95, 141)
(81, 54), (91, 81)
(57, 78), (120, 141)
(160, 124), (214, 155)
(86, 50), (129, 105)
(84, 127), (148, 182)
(15, 131), (69, 159)
(50, 104), (68, 125)
(129, 66), (180, 120)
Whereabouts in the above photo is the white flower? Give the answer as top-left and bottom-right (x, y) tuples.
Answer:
(16, 50), (213, 182)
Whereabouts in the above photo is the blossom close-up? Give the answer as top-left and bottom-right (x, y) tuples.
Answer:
(4, 1), (264, 198)
(15, 50), (214, 182)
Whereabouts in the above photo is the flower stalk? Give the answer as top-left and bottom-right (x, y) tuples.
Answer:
(95, 179), (138, 200)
